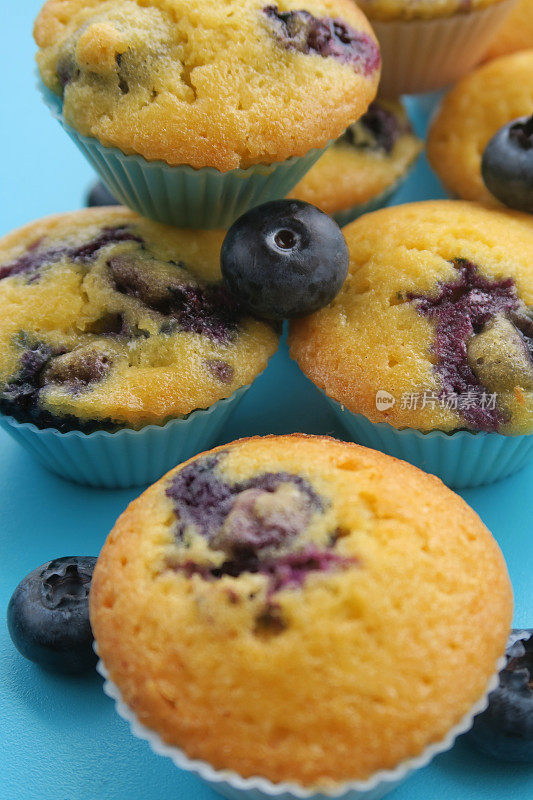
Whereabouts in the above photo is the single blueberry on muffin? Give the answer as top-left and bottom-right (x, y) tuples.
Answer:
(428, 51), (533, 206)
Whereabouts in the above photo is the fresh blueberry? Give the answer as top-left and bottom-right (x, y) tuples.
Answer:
(466, 629), (533, 762)
(481, 115), (533, 213)
(220, 199), (349, 320)
(7, 557), (98, 674)
(86, 181), (120, 208)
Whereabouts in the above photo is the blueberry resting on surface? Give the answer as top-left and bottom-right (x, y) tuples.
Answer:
(220, 200), (349, 320)
(7, 557), (98, 674)
(481, 115), (533, 213)
(86, 181), (120, 208)
(466, 629), (533, 762)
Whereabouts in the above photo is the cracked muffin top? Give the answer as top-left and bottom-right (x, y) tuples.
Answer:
(288, 98), (422, 216)
(0, 208), (278, 431)
(290, 201), (533, 434)
(356, 0), (506, 22)
(34, 0), (380, 170)
(90, 434), (512, 786)
(427, 51), (533, 207)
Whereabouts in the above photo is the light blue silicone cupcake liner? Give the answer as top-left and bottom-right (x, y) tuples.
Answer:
(0, 385), (248, 489)
(324, 397), (533, 489)
(38, 81), (327, 229)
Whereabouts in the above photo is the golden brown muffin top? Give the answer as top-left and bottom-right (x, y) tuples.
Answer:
(289, 98), (422, 215)
(290, 201), (533, 434)
(0, 208), (278, 429)
(427, 50), (533, 206)
(91, 434), (512, 786)
(35, 0), (380, 169)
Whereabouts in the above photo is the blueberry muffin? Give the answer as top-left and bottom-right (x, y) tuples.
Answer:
(290, 201), (533, 434)
(485, 0), (533, 60)
(288, 99), (421, 223)
(427, 51), (533, 207)
(0, 208), (278, 432)
(90, 434), (512, 786)
(34, 0), (380, 171)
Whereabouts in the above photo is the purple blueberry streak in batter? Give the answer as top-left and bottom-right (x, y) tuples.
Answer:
(165, 454), (353, 595)
(180, 546), (354, 595)
(0, 227), (142, 282)
(409, 259), (520, 431)
(263, 5), (380, 75)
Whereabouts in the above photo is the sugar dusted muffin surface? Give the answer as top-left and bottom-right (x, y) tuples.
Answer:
(90, 434), (512, 786)
(0, 208), (278, 431)
(357, 0), (507, 21)
(290, 201), (533, 434)
(427, 51), (533, 206)
(34, 0), (380, 170)
(288, 98), (422, 216)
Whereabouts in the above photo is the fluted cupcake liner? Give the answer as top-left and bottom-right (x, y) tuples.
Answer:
(373, 0), (518, 98)
(325, 397), (533, 489)
(95, 647), (505, 800)
(0, 385), (248, 489)
(38, 81), (327, 229)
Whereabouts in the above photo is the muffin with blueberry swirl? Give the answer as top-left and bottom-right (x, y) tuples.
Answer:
(0, 208), (278, 431)
(91, 434), (511, 788)
(34, 0), (380, 228)
(0, 208), (279, 485)
(290, 200), (533, 486)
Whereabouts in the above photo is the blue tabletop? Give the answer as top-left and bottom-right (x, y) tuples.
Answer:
(1, 4), (531, 799)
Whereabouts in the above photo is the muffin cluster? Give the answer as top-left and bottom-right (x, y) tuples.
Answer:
(3, 1), (533, 798)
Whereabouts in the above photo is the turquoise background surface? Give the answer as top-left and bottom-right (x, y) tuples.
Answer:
(1, 3), (531, 798)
